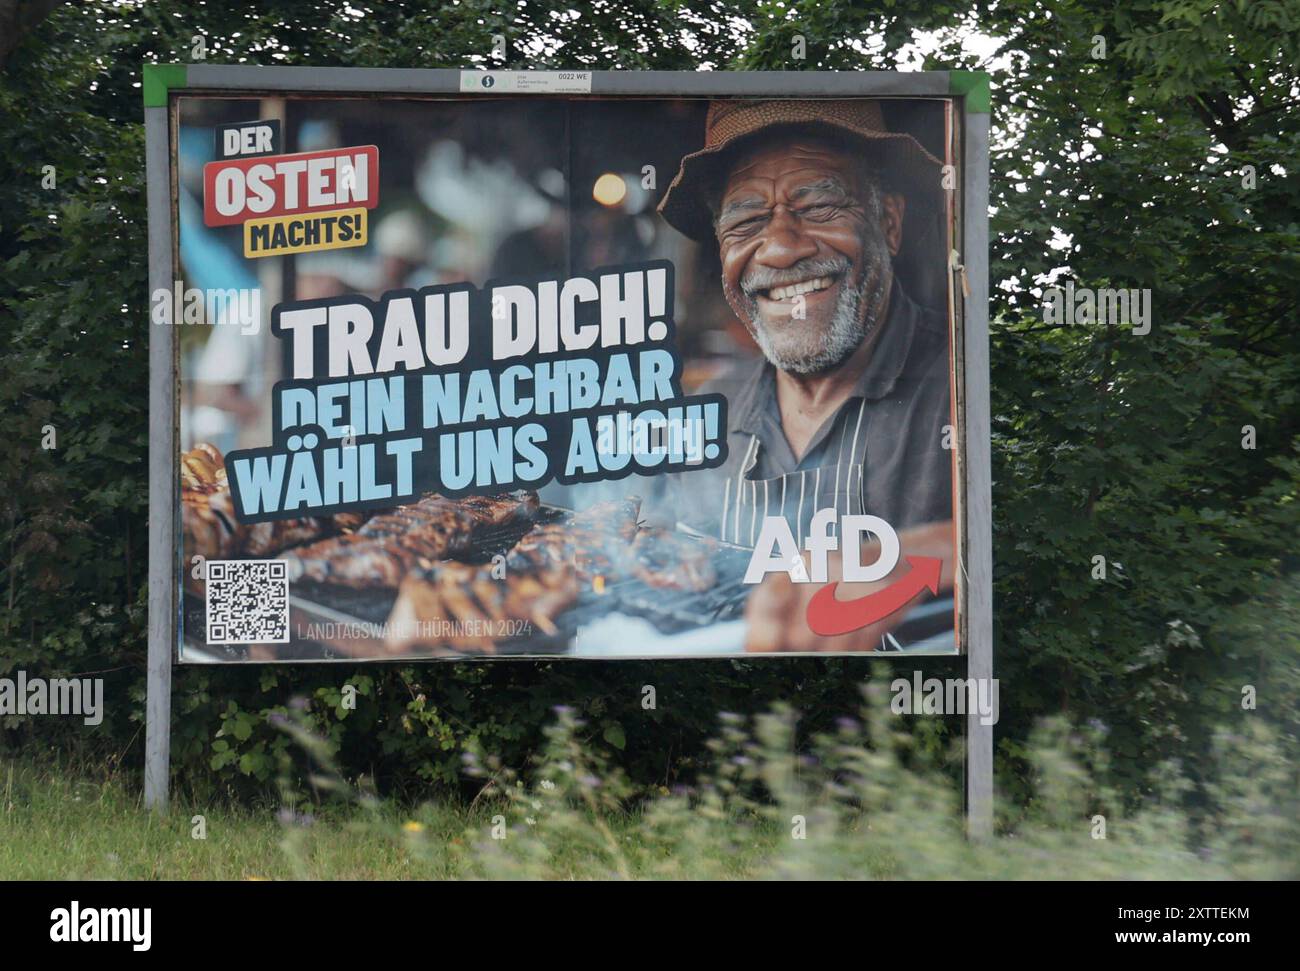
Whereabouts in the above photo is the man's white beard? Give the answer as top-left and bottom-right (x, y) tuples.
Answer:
(735, 234), (893, 376)
(752, 275), (866, 375)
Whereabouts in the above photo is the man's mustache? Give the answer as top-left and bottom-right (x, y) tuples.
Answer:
(740, 256), (852, 299)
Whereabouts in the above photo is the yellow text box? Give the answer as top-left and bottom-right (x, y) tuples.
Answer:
(243, 208), (368, 258)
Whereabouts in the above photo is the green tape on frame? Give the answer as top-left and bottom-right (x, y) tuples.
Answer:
(143, 64), (188, 108)
(948, 70), (990, 114)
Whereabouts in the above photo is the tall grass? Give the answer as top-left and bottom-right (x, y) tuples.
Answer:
(442, 688), (1298, 880)
(6, 683), (1291, 880)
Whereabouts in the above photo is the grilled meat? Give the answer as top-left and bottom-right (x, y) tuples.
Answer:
(282, 492), (538, 589)
(382, 496), (635, 653)
(507, 496), (642, 579)
(629, 527), (718, 592)
(386, 559), (578, 654)
(332, 511), (369, 533)
(357, 500), (472, 540)
(282, 533), (420, 588)
(180, 443), (226, 493)
(181, 445), (242, 566)
(183, 443), (377, 568)
(243, 517), (337, 557)
(204, 489), (332, 557)
(456, 491), (540, 528)
(285, 497), (475, 587)
(181, 491), (242, 565)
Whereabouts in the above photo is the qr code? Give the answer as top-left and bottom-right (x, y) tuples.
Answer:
(206, 560), (290, 644)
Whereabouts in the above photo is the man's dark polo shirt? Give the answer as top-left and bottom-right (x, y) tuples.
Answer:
(663, 282), (954, 544)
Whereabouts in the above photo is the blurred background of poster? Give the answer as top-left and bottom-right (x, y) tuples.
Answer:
(177, 96), (948, 508)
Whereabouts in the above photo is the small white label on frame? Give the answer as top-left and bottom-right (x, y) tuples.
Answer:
(460, 71), (593, 94)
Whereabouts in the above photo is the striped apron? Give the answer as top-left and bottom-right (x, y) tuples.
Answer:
(717, 399), (868, 548)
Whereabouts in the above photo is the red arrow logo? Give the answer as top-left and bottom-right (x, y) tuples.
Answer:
(805, 556), (943, 636)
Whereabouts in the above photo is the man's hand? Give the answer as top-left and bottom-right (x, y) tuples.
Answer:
(742, 519), (955, 653)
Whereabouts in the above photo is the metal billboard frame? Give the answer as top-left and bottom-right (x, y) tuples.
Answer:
(144, 65), (992, 838)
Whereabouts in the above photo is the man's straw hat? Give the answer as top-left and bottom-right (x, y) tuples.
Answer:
(657, 99), (944, 241)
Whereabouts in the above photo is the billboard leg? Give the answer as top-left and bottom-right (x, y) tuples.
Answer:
(961, 102), (993, 840)
(145, 102), (174, 813)
(144, 613), (172, 812)
(966, 696), (993, 840)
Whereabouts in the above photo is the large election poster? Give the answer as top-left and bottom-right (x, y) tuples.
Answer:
(171, 90), (966, 661)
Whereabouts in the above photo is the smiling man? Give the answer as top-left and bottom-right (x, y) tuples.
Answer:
(657, 99), (957, 652)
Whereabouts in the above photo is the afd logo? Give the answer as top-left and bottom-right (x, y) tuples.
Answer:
(744, 510), (941, 635)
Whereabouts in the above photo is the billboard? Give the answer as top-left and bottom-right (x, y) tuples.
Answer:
(157, 70), (987, 662)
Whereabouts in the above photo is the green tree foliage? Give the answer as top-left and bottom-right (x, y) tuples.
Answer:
(1, 1), (1296, 815)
